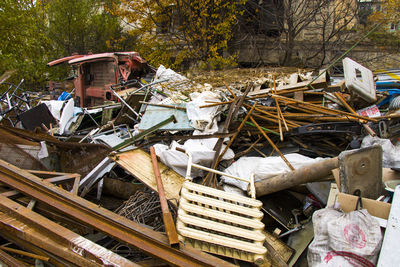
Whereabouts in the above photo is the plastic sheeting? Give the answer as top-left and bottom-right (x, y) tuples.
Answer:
(153, 138), (234, 178)
(361, 135), (400, 169)
(221, 154), (325, 191)
(186, 91), (222, 134)
(41, 100), (65, 121)
(154, 65), (187, 84)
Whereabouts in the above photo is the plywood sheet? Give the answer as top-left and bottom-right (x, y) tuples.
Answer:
(110, 149), (185, 202)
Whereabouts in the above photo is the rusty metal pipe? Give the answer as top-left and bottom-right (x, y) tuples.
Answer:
(0, 246), (50, 262)
(150, 146), (179, 246)
(0, 248), (26, 267)
(255, 157), (339, 197)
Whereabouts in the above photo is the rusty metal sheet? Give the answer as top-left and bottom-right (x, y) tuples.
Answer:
(0, 160), (235, 267)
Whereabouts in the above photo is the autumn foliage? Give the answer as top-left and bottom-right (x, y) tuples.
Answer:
(111, 0), (245, 70)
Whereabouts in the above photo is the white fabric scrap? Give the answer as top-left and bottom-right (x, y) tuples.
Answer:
(41, 100), (65, 121)
(361, 135), (400, 168)
(186, 91), (222, 134)
(154, 65), (187, 83)
(38, 141), (49, 159)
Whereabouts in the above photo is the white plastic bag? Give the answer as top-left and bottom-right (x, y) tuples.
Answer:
(308, 207), (382, 267)
(361, 135), (400, 168)
(186, 91), (222, 134)
(153, 139), (234, 178)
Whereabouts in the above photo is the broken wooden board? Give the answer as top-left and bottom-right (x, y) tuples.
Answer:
(110, 149), (185, 202)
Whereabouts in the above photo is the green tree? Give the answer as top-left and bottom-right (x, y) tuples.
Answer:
(45, 0), (126, 57)
(0, 0), (51, 88)
(112, 0), (245, 70)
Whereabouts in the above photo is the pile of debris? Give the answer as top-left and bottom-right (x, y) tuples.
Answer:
(0, 52), (399, 266)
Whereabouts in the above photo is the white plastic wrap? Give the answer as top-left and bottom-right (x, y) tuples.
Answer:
(221, 154), (325, 191)
(153, 138), (234, 178)
(58, 98), (74, 135)
(361, 135), (400, 168)
(154, 65), (187, 83)
(308, 208), (382, 267)
(186, 91), (222, 133)
(41, 100), (65, 120)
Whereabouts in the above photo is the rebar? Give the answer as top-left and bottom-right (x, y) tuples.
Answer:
(115, 189), (177, 232)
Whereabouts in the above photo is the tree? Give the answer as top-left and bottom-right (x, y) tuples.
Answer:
(112, 0), (245, 69)
(44, 0), (126, 57)
(368, 0), (400, 47)
(235, 0), (359, 67)
(0, 0), (51, 88)
(300, 0), (359, 67)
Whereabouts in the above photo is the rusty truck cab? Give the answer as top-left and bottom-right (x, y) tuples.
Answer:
(48, 52), (153, 108)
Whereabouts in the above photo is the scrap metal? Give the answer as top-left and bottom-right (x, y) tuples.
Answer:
(0, 195), (139, 267)
(0, 159), (236, 267)
(150, 146), (179, 246)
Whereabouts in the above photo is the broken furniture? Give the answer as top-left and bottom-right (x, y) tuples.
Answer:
(0, 159), (235, 267)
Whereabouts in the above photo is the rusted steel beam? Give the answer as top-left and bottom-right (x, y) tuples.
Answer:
(0, 160), (235, 267)
(0, 248), (26, 267)
(250, 116), (295, 171)
(215, 101), (257, 167)
(150, 146), (179, 246)
(0, 195), (138, 267)
(0, 247), (49, 262)
(0, 230), (68, 267)
(334, 92), (376, 136)
(0, 174), (78, 198)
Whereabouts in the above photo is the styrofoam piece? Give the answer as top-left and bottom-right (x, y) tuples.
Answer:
(343, 57), (376, 103)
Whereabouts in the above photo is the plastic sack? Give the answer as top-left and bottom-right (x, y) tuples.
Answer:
(154, 65), (187, 83)
(153, 139), (234, 178)
(308, 207), (382, 267)
(361, 135), (400, 168)
(186, 91), (222, 134)
(221, 154), (325, 191)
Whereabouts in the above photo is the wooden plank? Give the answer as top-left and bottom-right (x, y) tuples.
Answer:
(110, 149), (185, 202)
